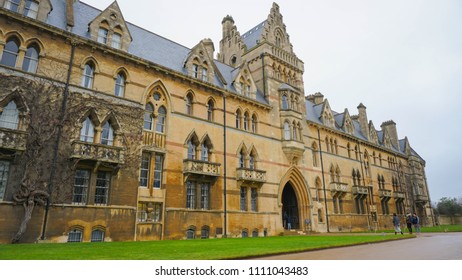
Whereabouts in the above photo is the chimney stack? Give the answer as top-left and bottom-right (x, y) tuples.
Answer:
(381, 120), (399, 149)
(357, 103), (369, 140)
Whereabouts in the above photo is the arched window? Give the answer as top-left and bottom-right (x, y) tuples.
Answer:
(242, 229), (248, 238)
(186, 227), (196, 239)
(4, 0), (20, 12)
(24, 0), (39, 19)
(22, 44), (39, 73)
(236, 110), (242, 129)
(282, 95), (288, 110)
(329, 166), (335, 182)
(1, 37), (20, 67)
(252, 230), (258, 238)
(81, 62), (95, 89)
(156, 106), (166, 133)
(201, 143), (209, 162)
(239, 149), (245, 168)
(283, 121), (290, 140)
(114, 72), (126, 97)
(188, 140), (197, 160)
(144, 103), (154, 130)
(0, 101), (19, 130)
(186, 94), (193, 115)
(315, 177), (322, 201)
(251, 114), (257, 133)
(335, 167), (341, 183)
(201, 226), (209, 239)
(91, 229), (105, 242)
(312, 142), (319, 167)
(101, 122), (114, 146)
(80, 117), (95, 143)
(249, 153), (255, 170)
(243, 112), (249, 131)
(207, 100), (214, 121)
(67, 228), (83, 242)
(201, 67), (208, 82)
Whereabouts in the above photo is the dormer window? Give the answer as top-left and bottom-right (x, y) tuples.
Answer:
(24, 0), (39, 19)
(192, 64), (199, 79)
(112, 33), (122, 49)
(201, 68), (208, 82)
(98, 28), (109, 44)
(4, 0), (20, 12)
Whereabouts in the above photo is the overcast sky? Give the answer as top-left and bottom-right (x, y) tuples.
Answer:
(82, 0), (462, 204)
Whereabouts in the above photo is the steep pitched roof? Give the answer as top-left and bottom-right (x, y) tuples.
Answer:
(46, 0), (269, 105)
(241, 20), (266, 50)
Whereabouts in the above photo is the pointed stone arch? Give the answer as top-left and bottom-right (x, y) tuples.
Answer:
(142, 80), (172, 109)
(278, 167), (312, 230)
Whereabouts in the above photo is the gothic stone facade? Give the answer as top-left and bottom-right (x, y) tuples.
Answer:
(0, 0), (433, 243)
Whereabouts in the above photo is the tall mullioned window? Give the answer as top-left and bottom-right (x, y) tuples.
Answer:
(72, 170), (90, 204)
(0, 161), (10, 201)
(139, 152), (164, 189)
(95, 171), (110, 205)
(240, 187), (247, 211)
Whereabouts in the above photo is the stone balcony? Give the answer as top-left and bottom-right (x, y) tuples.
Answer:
(414, 193), (428, 202)
(71, 141), (125, 164)
(329, 182), (349, 193)
(378, 189), (392, 198)
(143, 131), (166, 149)
(236, 168), (266, 185)
(282, 140), (305, 163)
(183, 159), (220, 181)
(393, 191), (406, 199)
(0, 128), (27, 151)
(352, 185), (369, 195)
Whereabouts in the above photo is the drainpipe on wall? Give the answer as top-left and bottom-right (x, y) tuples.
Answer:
(260, 53), (267, 100)
(317, 127), (330, 232)
(40, 41), (76, 240)
(223, 93), (228, 238)
(356, 141), (371, 230)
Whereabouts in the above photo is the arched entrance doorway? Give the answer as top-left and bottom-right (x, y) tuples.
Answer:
(282, 182), (299, 229)
(278, 167), (312, 232)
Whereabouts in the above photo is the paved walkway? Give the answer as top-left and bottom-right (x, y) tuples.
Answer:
(253, 232), (462, 260)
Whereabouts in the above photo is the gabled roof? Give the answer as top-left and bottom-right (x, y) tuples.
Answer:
(46, 0), (269, 105)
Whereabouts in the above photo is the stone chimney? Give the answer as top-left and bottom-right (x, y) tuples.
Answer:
(357, 103), (369, 140)
(381, 120), (399, 149)
(201, 38), (215, 59)
(306, 92), (324, 105)
(66, 0), (75, 31)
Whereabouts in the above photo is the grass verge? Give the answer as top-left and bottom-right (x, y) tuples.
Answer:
(0, 234), (411, 260)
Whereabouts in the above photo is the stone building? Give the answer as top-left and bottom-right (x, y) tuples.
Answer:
(0, 0), (433, 243)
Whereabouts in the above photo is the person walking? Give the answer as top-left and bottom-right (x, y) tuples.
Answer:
(412, 213), (421, 234)
(393, 213), (403, 235)
(406, 213), (413, 234)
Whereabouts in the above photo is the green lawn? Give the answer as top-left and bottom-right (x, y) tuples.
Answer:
(0, 234), (411, 260)
(420, 224), (462, 232)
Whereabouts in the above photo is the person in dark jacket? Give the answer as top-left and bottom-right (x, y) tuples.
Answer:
(412, 213), (421, 234)
(406, 213), (413, 234)
(393, 213), (403, 235)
